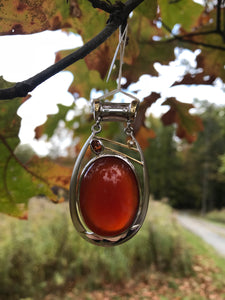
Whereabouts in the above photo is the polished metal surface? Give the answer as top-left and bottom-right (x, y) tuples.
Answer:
(93, 99), (139, 122)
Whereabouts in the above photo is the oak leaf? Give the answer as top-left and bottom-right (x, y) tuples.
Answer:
(161, 98), (203, 143)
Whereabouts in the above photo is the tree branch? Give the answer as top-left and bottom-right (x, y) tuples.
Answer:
(0, 0), (144, 100)
(160, 20), (225, 51)
(88, 0), (113, 13)
(144, 35), (225, 51)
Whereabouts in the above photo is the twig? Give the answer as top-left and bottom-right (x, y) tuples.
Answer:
(179, 37), (225, 51)
(216, 0), (222, 33)
(143, 37), (225, 51)
(0, 0), (144, 100)
(160, 20), (225, 51)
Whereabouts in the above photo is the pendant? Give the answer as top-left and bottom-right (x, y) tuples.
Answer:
(69, 95), (149, 246)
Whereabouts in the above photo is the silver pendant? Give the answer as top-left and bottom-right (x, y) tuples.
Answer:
(69, 94), (149, 246)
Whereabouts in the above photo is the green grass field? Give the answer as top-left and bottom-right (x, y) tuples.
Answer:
(0, 199), (225, 300)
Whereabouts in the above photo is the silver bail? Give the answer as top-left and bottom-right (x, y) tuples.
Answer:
(92, 99), (139, 122)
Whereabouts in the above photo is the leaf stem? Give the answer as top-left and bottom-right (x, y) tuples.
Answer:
(3, 155), (14, 202)
(0, 134), (47, 184)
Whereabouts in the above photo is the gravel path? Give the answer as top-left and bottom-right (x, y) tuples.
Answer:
(175, 213), (225, 257)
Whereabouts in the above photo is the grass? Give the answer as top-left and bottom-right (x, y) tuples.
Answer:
(1, 199), (225, 300)
(181, 222), (225, 288)
(204, 209), (225, 225)
(0, 198), (194, 300)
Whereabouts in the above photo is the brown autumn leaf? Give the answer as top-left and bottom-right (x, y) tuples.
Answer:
(34, 125), (44, 140)
(172, 52), (216, 87)
(172, 72), (216, 86)
(135, 126), (156, 149)
(161, 97), (203, 143)
(84, 40), (116, 80)
(55, 48), (117, 99)
(0, 0), (74, 35)
(193, 9), (211, 28)
(27, 156), (72, 193)
(134, 92), (161, 133)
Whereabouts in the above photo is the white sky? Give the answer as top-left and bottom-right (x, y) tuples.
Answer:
(0, 30), (225, 155)
(0, 30), (83, 154)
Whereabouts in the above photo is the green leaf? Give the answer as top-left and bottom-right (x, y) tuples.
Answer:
(158, 0), (204, 32)
(0, 141), (52, 218)
(123, 40), (176, 83)
(35, 103), (73, 139)
(0, 77), (73, 217)
(0, 77), (21, 138)
(0, 141), (72, 217)
(135, 0), (157, 20)
(0, 77), (27, 216)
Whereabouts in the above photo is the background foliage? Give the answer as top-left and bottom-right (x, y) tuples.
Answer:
(1, 1), (225, 299)
(0, 200), (208, 299)
(1, 200), (225, 299)
(146, 101), (225, 212)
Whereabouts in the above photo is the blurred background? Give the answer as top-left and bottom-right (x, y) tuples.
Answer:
(1, 0), (225, 299)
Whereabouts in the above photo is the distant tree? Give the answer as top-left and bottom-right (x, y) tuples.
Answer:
(177, 102), (225, 211)
(145, 115), (179, 201)
(146, 103), (225, 211)
(193, 102), (225, 211)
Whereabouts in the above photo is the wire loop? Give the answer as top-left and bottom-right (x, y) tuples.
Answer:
(91, 118), (102, 134)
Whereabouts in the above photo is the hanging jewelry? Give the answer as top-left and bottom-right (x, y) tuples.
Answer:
(69, 25), (149, 246)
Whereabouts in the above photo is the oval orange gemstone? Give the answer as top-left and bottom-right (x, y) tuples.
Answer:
(79, 156), (139, 237)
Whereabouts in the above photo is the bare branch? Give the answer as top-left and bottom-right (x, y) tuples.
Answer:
(0, 0), (144, 100)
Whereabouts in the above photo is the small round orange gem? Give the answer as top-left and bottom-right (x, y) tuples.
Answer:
(90, 139), (103, 154)
(79, 156), (139, 237)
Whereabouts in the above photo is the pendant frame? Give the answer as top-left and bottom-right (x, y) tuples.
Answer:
(69, 111), (149, 246)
